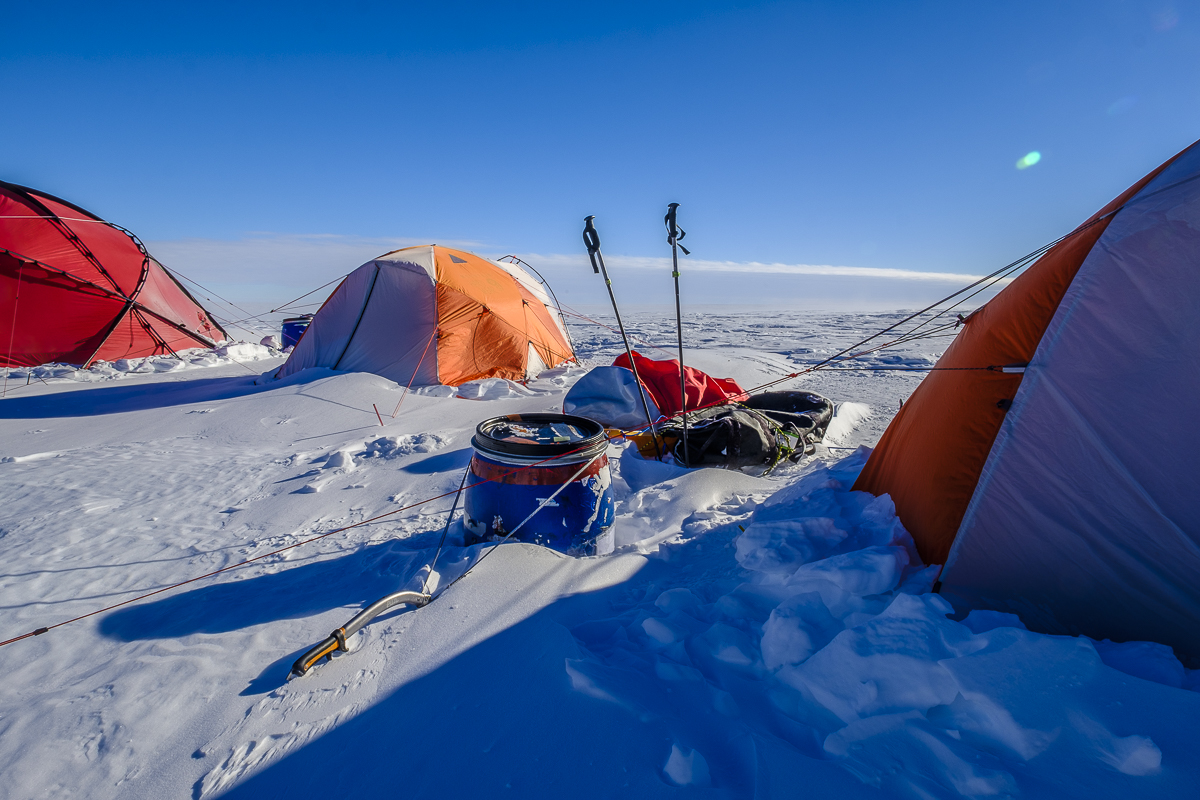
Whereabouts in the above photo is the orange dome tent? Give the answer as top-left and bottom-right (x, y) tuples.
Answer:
(0, 181), (226, 368)
(275, 246), (574, 386)
(854, 138), (1200, 659)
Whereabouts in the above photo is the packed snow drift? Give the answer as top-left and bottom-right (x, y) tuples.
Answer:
(1, 310), (1197, 799)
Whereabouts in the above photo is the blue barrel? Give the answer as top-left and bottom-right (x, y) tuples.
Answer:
(464, 414), (615, 556)
(280, 315), (313, 349)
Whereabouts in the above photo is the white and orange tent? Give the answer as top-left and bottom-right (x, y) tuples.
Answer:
(854, 138), (1200, 659)
(275, 245), (574, 387)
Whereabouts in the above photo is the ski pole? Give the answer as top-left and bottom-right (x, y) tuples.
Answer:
(583, 215), (663, 458)
(665, 203), (691, 466)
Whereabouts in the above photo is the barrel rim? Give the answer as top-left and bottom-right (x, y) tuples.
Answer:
(472, 413), (607, 458)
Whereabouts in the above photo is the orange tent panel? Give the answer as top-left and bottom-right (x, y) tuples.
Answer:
(852, 151), (1185, 565)
(433, 248), (572, 386)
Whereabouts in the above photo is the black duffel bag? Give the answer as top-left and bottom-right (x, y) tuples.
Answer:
(742, 390), (834, 456)
(657, 390), (833, 474)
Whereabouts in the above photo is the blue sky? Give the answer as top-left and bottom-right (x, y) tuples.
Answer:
(4, 1), (1199, 308)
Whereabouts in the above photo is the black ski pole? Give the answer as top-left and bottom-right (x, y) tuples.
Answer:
(583, 215), (663, 458)
(665, 203), (691, 466)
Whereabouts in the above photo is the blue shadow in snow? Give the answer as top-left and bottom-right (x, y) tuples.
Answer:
(209, 553), (877, 800)
(242, 649), (309, 696)
(0, 365), (352, 420)
(213, 566), (693, 800)
(0, 375), (270, 419)
(399, 447), (473, 475)
(98, 541), (427, 642)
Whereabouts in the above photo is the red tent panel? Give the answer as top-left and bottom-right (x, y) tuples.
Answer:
(0, 181), (225, 368)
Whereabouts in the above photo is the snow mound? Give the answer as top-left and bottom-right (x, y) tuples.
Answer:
(1092, 639), (1193, 689)
(455, 378), (539, 400)
(662, 743), (711, 787)
(358, 433), (449, 460)
(214, 342), (279, 362)
(823, 401), (871, 446)
(406, 366), (588, 399)
(563, 447), (1200, 797)
(0, 342), (279, 386)
(412, 385), (457, 397)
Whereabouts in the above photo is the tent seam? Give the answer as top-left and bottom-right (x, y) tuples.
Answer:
(430, 246), (441, 385)
(331, 263), (381, 371)
(5, 186), (124, 294)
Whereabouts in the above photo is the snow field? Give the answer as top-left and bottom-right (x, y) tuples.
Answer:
(1, 310), (1197, 799)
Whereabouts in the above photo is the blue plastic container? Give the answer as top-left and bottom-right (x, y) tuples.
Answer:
(280, 315), (313, 349)
(464, 413), (615, 556)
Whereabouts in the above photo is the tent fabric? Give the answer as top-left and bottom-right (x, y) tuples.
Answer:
(612, 351), (747, 418)
(852, 139), (1200, 659)
(562, 366), (662, 429)
(275, 246), (573, 387)
(852, 154), (1183, 565)
(0, 181), (225, 368)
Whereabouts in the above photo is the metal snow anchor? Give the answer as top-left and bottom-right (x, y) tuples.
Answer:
(290, 590), (432, 678)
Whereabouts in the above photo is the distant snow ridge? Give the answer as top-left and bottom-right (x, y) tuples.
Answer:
(567, 449), (1195, 797)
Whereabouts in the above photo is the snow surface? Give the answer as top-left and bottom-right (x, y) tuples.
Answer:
(0, 342), (282, 390)
(1, 310), (1198, 799)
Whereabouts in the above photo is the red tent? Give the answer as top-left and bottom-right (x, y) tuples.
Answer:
(0, 181), (225, 368)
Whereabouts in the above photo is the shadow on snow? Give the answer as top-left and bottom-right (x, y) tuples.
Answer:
(399, 448), (473, 475)
(191, 532), (878, 800)
(98, 541), (430, 644)
(0, 375), (271, 419)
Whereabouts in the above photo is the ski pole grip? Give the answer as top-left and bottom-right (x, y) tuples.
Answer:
(665, 203), (680, 242)
(583, 215), (601, 273)
(665, 203), (688, 249)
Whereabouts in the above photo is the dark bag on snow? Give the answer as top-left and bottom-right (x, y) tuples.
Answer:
(656, 390), (834, 473)
(658, 405), (786, 472)
(742, 391), (834, 455)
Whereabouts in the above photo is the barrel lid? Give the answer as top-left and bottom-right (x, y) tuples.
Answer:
(473, 413), (606, 458)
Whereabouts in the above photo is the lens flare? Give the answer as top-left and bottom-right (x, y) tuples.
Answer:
(1016, 151), (1042, 170)
(1108, 96), (1138, 116)
(1154, 7), (1180, 32)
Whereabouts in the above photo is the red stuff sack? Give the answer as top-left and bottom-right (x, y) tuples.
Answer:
(612, 351), (747, 417)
